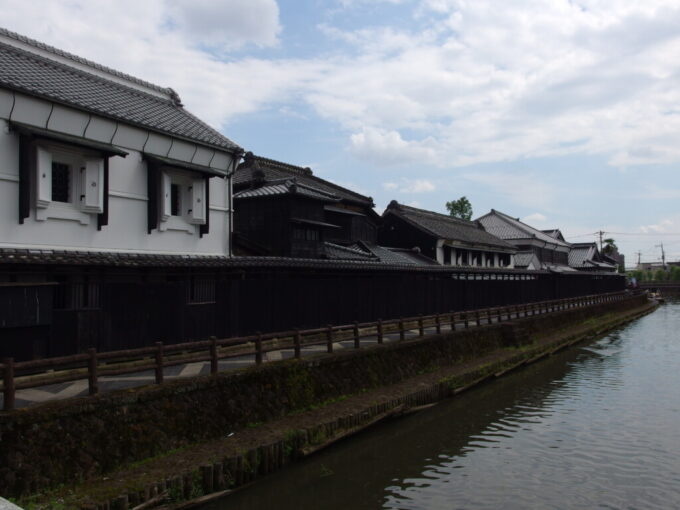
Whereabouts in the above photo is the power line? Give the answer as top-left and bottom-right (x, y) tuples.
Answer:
(566, 231), (680, 239)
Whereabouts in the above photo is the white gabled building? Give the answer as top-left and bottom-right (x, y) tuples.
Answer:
(0, 27), (242, 257)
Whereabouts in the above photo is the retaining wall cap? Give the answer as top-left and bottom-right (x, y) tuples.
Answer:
(0, 498), (23, 510)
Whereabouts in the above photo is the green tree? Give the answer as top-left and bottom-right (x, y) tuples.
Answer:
(653, 269), (667, 281)
(445, 196), (473, 221)
(602, 238), (618, 256)
(670, 266), (680, 281)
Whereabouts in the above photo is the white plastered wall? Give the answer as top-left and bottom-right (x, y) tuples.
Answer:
(0, 90), (235, 256)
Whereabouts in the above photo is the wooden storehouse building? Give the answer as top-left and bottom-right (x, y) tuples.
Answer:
(0, 27), (242, 359)
(379, 201), (516, 268)
(569, 243), (617, 272)
(476, 210), (572, 270)
(233, 153), (381, 260)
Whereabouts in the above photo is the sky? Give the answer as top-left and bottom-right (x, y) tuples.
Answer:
(2, 0), (680, 266)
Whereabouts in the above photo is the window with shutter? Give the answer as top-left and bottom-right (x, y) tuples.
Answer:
(33, 144), (106, 225)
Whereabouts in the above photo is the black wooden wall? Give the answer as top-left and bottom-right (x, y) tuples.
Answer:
(0, 264), (625, 360)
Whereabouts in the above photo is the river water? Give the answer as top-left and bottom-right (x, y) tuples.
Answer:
(202, 299), (680, 509)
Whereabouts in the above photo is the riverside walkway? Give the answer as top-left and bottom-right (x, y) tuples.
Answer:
(0, 292), (633, 410)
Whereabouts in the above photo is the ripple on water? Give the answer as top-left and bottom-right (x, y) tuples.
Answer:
(199, 301), (680, 510)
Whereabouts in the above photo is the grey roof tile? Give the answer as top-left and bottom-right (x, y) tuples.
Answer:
(514, 251), (541, 268)
(234, 179), (339, 202)
(235, 153), (373, 205)
(477, 210), (571, 248)
(324, 242), (376, 261)
(0, 247), (540, 273)
(384, 201), (515, 251)
(0, 31), (241, 152)
(361, 243), (438, 266)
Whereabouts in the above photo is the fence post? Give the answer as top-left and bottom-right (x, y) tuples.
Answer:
(450, 311), (456, 331)
(418, 315), (424, 337)
(294, 329), (301, 359)
(326, 325), (334, 353)
(487, 309), (493, 325)
(475, 311), (481, 326)
(354, 322), (360, 349)
(399, 318), (405, 340)
(2, 358), (15, 411)
(255, 332), (263, 365)
(435, 314), (441, 334)
(464, 312), (469, 329)
(87, 348), (98, 396)
(155, 342), (164, 384)
(210, 336), (218, 374)
(377, 319), (384, 344)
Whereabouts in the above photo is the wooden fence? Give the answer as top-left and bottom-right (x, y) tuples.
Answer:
(0, 291), (633, 411)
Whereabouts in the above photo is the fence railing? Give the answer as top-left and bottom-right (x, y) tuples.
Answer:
(0, 291), (634, 411)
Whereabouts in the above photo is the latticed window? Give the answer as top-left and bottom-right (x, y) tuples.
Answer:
(171, 183), (181, 216)
(187, 278), (216, 304)
(53, 281), (101, 310)
(51, 162), (71, 203)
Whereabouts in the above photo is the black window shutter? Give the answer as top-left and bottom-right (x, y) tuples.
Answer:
(18, 134), (34, 224)
(97, 158), (110, 230)
(147, 159), (159, 233)
(200, 175), (211, 237)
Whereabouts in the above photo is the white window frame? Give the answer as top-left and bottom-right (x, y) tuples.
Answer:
(34, 143), (104, 225)
(158, 168), (207, 235)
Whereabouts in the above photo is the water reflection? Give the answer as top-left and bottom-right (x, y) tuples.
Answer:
(201, 299), (680, 510)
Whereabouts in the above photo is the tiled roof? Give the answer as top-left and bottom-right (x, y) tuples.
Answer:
(361, 243), (439, 266)
(569, 243), (616, 270)
(568, 243), (597, 267)
(384, 201), (515, 251)
(514, 250), (540, 269)
(0, 247), (548, 273)
(476, 210), (571, 248)
(0, 29), (240, 152)
(235, 153), (373, 206)
(233, 179), (339, 202)
(324, 242), (376, 261)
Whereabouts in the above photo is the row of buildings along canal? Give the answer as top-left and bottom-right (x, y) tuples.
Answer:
(0, 27), (625, 361)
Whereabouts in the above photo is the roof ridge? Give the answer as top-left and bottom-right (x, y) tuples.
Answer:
(0, 39), (176, 107)
(486, 209), (571, 247)
(389, 201), (477, 226)
(0, 26), (171, 97)
(246, 153), (373, 204)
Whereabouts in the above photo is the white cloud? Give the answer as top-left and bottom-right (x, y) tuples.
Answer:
(167, 0), (281, 50)
(523, 213), (547, 225)
(4, 0), (680, 169)
(349, 128), (437, 166)
(463, 172), (556, 209)
(640, 218), (674, 234)
(382, 178), (435, 193)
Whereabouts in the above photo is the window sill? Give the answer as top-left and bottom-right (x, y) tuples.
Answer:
(36, 203), (91, 225)
(159, 216), (196, 235)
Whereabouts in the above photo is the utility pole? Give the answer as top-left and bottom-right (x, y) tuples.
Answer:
(636, 251), (642, 268)
(656, 242), (666, 269)
(598, 231), (604, 252)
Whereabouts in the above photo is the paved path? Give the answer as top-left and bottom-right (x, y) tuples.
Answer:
(2, 309), (543, 410)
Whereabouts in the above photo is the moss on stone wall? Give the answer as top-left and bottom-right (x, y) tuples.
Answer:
(0, 295), (648, 498)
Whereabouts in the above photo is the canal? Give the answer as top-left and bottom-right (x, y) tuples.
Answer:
(202, 299), (680, 509)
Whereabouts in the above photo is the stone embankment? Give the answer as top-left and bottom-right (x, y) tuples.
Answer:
(1, 294), (656, 509)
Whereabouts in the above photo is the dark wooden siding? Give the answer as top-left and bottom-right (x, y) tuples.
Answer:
(0, 264), (625, 360)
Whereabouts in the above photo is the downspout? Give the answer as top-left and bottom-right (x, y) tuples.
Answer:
(226, 149), (244, 257)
